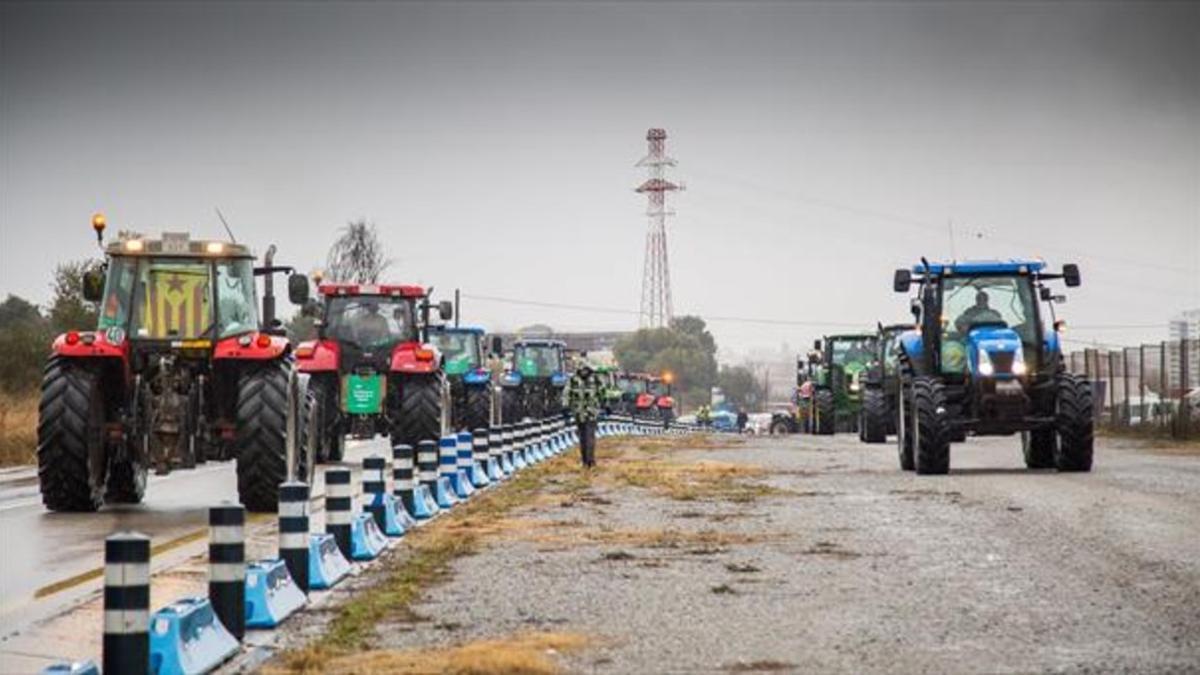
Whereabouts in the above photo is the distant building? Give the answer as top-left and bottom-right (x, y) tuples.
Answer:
(493, 330), (632, 354)
(1167, 309), (1200, 392)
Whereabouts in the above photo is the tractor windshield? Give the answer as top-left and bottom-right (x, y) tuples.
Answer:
(434, 331), (481, 373)
(618, 376), (646, 394)
(98, 256), (259, 340)
(324, 296), (416, 349)
(940, 274), (1038, 372)
(648, 380), (668, 396)
(830, 338), (875, 368)
(513, 344), (562, 377)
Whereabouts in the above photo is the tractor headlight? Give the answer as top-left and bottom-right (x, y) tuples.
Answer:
(1012, 347), (1027, 376)
(977, 349), (995, 377)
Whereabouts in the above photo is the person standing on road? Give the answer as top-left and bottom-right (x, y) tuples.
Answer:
(568, 363), (603, 468)
(736, 409), (749, 434)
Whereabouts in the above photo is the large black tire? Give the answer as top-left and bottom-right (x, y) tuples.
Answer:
(813, 389), (835, 435)
(861, 388), (888, 443)
(1054, 373), (1094, 472)
(310, 375), (344, 463)
(912, 376), (950, 475)
(501, 387), (523, 424)
(770, 419), (791, 435)
(1021, 429), (1056, 469)
(37, 357), (107, 512)
(464, 384), (492, 432)
(896, 383), (914, 471)
(390, 374), (444, 448)
(235, 361), (290, 513)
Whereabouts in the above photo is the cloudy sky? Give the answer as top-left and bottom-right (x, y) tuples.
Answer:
(2, 1), (1197, 358)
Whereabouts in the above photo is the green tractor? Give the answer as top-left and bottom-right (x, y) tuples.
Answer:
(431, 325), (494, 432)
(808, 333), (878, 435)
(859, 322), (913, 443)
(594, 365), (624, 414)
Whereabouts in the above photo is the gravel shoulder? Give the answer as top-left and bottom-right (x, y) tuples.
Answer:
(264, 433), (1200, 674)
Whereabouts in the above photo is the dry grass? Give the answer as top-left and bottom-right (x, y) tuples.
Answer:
(607, 458), (783, 503)
(0, 392), (37, 467)
(274, 632), (592, 675)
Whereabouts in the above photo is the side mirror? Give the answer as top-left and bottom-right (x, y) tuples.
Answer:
(490, 335), (503, 355)
(82, 269), (105, 303)
(287, 274), (310, 305)
(1039, 287), (1051, 301)
(813, 339), (822, 351)
(893, 269), (912, 293)
(1063, 263), (1081, 287)
(438, 300), (453, 321)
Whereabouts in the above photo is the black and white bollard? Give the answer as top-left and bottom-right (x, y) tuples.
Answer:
(471, 429), (492, 486)
(104, 531), (150, 675)
(325, 468), (353, 559)
(208, 503), (246, 641)
(279, 481), (311, 594)
(417, 439), (439, 495)
(363, 456), (389, 531)
(393, 444), (417, 513)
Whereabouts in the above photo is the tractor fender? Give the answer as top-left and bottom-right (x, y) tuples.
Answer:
(51, 331), (128, 361)
(390, 343), (441, 375)
(898, 330), (924, 370)
(1043, 329), (1061, 357)
(635, 393), (655, 409)
(213, 333), (289, 361)
(656, 395), (675, 409)
(295, 339), (340, 372)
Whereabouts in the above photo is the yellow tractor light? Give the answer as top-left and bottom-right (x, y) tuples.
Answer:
(92, 213), (107, 246)
(124, 239), (144, 252)
(662, 371), (675, 385)
(205, 241), (225, 254)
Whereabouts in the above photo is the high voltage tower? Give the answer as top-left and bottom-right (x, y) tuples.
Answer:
(635, 128), (683, 329)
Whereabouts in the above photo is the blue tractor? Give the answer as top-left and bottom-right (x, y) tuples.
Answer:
(431, 325), (494, 432)
(498, 338), (569, 422)
(892, 259), (1092, 475)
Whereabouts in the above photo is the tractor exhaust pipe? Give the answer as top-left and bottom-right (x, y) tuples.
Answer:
(262, 244), (278, 328)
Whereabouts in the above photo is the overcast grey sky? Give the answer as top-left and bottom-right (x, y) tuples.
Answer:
(2, 1), (1197, 356)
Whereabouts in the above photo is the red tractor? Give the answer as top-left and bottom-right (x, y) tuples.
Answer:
(37, 216), (312, 512)
(295, 282), (452, 461)
(639, 374), (677, 426)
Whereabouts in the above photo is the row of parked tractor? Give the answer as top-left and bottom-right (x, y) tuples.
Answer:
(770, 258), (1095, 475)
(34, 217), (669, 515)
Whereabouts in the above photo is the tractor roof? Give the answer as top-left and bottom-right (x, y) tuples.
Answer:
(913, 259), (1046, 275)
(825, 333), (876, 342)
(881, 323), (913, 334)
(515, 339), (566, 348)
(105, 233), (253, 259)
(432, 325), (486, 335)
(318, 283), (426, 299)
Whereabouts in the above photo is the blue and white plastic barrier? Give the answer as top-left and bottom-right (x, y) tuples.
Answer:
(433, 438), (459, 509)
(364, 455), (406, 537)
(470, 429), (492, 487)
(415, 440), (443, 517)
(244, 559), (306, 628)
(148, 596), (239, 675)
(453, 431), (476, 498)
(307, 533), (352, 590)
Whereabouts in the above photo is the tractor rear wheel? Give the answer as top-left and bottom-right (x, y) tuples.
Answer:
(1054, 373), (1094, 472)
(311, 375), (344, 463)
(37, 357), (107, 512)
(390, 374), (444, 448)
(464, 384), (492, 432)
(896, 383), (914, 471)
(501, 387), (523, 424)
(912, 376), (950, 475)
(235, 361), (290, 512)
(1021, 429), (1056, 469)
(813, 389), (835, 435)
(861, 388), (888, 443)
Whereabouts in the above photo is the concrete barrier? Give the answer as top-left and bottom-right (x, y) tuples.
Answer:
(207, 504), (245, 641)
(307, 533), (351, 590)
(104, 532), (150, 675)
(243, 559), (306, 628)
(148, 596), (239, 675)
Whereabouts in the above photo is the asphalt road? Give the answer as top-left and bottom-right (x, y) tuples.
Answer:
(381, 433), (1200, 673)
(0, 437), (391, 673)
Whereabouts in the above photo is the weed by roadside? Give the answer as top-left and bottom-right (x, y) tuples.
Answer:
(0, 392), (37, 467)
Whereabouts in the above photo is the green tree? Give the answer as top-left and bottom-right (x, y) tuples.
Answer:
(614, 315), (718, 409)
(48, 260), (99, 334)
(0, 295), (51, 393)
(717, 365), (766, 412)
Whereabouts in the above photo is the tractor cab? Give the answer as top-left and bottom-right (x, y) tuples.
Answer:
(891, 259), (1091, 474)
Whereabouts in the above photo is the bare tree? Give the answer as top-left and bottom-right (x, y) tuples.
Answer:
(326, 219), (392, 283)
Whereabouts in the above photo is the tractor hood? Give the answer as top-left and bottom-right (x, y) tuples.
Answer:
(966, 326), (1025, 380)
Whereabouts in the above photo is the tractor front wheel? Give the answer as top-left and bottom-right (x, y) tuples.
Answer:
(37, 357), (108, 512)
(1021, 429), (1056, 469)
(311, 375), (345, 463)
(912, 376), (950, 475)
(390, 374), (445, 448)
(235, 361), (291, 512)
(813, 390), (835, 435)
(896, 383), (914, 471)
(464, 384), (492, 431)
(1054, 373), (1094, 472)
(861, 388), (888, 443)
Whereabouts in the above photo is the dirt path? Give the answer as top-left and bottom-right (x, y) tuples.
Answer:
(263, 433), (1200, 674)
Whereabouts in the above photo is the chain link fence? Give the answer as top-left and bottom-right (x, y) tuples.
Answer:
(1065, 338), (1198, 439)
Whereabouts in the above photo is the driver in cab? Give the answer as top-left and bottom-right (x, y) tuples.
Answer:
(955, 291), (1005, 334)
(355, 300), (393, 347)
